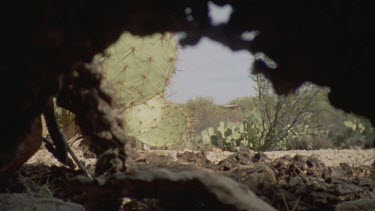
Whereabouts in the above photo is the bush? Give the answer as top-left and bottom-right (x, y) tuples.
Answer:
(183, 97), (243, 134)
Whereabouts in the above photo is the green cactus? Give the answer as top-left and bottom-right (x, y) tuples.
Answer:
(217, 121), (226, 138)
(202, 127), (224, 148)
(103, 32), (177, 109)
(123, 95), (165, 136)
(208, 127), (216, 137)
(134, 102), (188, 147)
(239, 139), (249, 147)
(199, 120), (245, 151)
(102, 32), (189, 148)
(210, 135), (223, 148)
(202, 133), (211, 145)
(243, 111), (263, 148)
(195, 114), (265, 151)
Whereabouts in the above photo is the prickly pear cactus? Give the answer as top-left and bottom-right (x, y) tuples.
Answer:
(124, 95), (165, 136)
(201, 130), (211, 145)
(133, 102), (188, 147)
(103, 32), (188, 147)
(199, 120), (258, 151)
(103, 32), (177, 109)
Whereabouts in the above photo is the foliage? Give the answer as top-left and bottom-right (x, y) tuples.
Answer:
(229, 96), (258, 112)
(199, 121), (249, 151)
(183, 97), (243, 135)
(249, 75), (328, 151)
(330, 114), (375, 148)
(183, 77), (331, 151)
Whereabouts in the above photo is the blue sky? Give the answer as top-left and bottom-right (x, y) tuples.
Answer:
(166, 38), (256, 105)
(166, 3), (256, 105)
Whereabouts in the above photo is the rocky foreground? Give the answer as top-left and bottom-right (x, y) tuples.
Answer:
(1, 146), (374, 210)
(130, 148), (375, 210)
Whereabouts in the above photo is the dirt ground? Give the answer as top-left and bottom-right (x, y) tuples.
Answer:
(129, 148), (375, 167)
(6, 143), (375, 210)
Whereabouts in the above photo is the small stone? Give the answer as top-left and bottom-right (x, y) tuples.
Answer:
(336, 199), (375, 211)
(302, 163), (309, 170)
(336, 183), (363, 195)
(311, 192), (329, 204)
(278, 179), (288, 188)
(221, 160), (234, 171)
(310, 181), (328, 192)
(289, 176), (302, 187)
(326, 177), (347, 184)
(236, 151), (253, 165)
(356, 177), (374, 187)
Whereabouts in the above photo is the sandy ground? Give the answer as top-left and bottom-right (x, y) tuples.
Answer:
(27, 144), (96, 168)
(28, 142), (375, 168)
(264, 148), (375, 167)
(142, 148), (375, 166)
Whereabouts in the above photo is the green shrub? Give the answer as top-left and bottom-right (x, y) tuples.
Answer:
(183, 97), (243, 135)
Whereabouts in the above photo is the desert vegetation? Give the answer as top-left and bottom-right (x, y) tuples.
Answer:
(182, 77), (374, 152)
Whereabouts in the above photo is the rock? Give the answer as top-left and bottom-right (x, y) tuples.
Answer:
(340, 163), (352, 173)
(278, 178), (288, 188)
(219, 160), (235, 171)
(336, 183), (363, 195)
(235, 151), (253, 165)
(205, 149), (231, 164)
(310, 192), (329, 204)
(289, 176), (302, 187)
(273, 158), (292, 171)
(307, 180), (328, 192)
(336, 199), (375, 211)
(326, 166), (348, 179)
(356, 177), (374, 187)
(326, 177), (348, 184)
(0, 193), (84, 211)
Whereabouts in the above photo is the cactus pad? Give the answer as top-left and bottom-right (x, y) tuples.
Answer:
(135, 102), (188, 147)
(103, 32), (177, 109)
(123, 95), (165, 136)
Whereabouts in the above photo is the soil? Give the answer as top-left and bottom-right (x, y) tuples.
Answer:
(3, 143), (375, 211)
